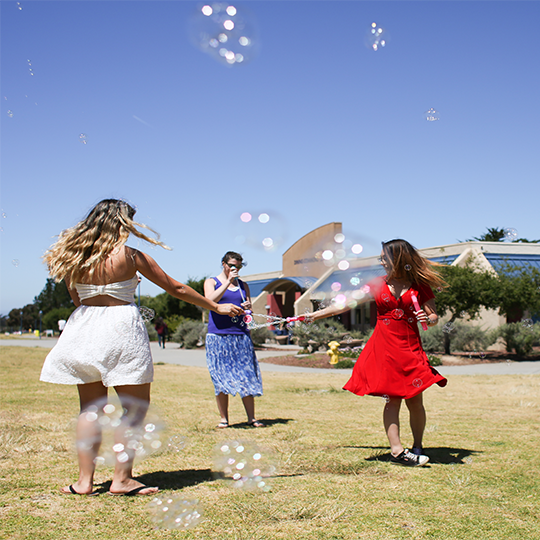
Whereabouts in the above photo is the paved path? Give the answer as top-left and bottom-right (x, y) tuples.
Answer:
(2, 338), (539, 375)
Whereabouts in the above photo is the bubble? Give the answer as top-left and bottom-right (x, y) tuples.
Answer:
(338, 260), (350, 270)
(76, 395), (166, 468)
(139, 306), (155, 322)
(350, 276), (361, 286)
(365, 22), (388, 51)
(322, 250), (333, 260)
(424, 108), (440, 121)
(408, 317), (415, 323)
(148, 496), (204, 530)
(232, 210), (287, 252)
(7, 110), (13, 118)
(395, 309), (404, 318)
(79, 133), (88, 144)
(17, 2), (22, 10)
(412, 378), (423, 388)
(404, 264), (411, 271)
(12, 259), (20, 267)
(504, 228), (518, 241)
(167, 434), (188, 452)
(460, 311), (467, 317)
(382, 319), (390, 325)
(382, 293), (390, 303)
(479, 352), (486, 359)
(442, 322), (455, 334)
(382, 394), (390, 403)
(464, 457), (473, 465)
(521, 318), (533, 329)
(213, 439), (275, 492)
(334, 233), (345, 243)
(331, 282), (341, 292)
(436, 286), (443, 293)
(189, 3), (259, 66)
(231, 316), (239, 323)
(351, 243), (363, 254)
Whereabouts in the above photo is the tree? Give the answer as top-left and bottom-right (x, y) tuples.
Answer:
(434, 263), (500, 354)
(495, 263), (540, 322)
(34, 278), (74, 312)
(466, 227), (539, 243)
(7, 304), (39, 332)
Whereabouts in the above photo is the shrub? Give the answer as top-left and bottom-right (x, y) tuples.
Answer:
(496, 322), (540, 356)
(250, 326), (275, 346)
(333, 359), (355, 369)
(145, 321), (158, 341)
(291, 319), (348, 352)
(420, 322), (496, 354)
(172, 320), (207, 349)
(427, 354), (442, 367)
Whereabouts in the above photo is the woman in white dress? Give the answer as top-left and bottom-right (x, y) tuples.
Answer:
(40, 199), (243, 496)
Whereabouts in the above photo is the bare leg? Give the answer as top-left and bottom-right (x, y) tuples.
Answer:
(383, 397), (404, 457)
(62, 381), (108, 495)
(108, 383), (158, 495)
(216, 393), (229, 424)
(405, 393), (426, 449)
(241, 395), (256, 423)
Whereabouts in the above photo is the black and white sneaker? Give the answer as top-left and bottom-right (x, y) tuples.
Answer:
(391, 449), (429, 467)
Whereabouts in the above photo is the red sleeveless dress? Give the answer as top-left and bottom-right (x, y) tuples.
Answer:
(343, 277), (447, 399)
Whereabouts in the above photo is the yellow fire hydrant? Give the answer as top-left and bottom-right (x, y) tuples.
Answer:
(326, 340), (341, 365)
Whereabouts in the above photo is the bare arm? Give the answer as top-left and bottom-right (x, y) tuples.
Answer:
(134, 251), (243, 316)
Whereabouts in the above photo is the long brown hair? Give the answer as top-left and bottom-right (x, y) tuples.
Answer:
(382, 239), (446, 289)
(44, 199), (170, 284)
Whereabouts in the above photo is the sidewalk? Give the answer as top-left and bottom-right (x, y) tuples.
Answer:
(2, 337), (539, 375)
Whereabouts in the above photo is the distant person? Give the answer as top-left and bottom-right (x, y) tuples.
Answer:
(154, 317), (168, 349)
(57, 319), (66, 335)
(307, 239), (447, 467)
(204, 251), (264, 428)
(40, 199), (243, 496)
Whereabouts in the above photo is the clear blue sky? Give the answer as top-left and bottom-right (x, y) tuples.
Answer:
(1, 0), (539, 315)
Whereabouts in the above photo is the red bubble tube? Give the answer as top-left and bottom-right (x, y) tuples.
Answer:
(410, 293), (428, 331)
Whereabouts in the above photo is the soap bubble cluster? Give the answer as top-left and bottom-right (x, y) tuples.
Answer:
(12, 259), (20, 267)
(442, 322), (455, 334)
(167, 434), (189, 452)
(521, 318), (533, 329)
(213, 439), (275, 492)
(76, 395), (166, 468)
(7, 110), (13, 118)
(503, 228), (518, 241)
(232, 210), (287, 252)
(424, 108), (440, 121)
(365, 22), (388, 51)
(139, 306), (155, 322)
(148, 496), (204, 530)
(189, 3), (258, 66)
(79, 133), (87, 144)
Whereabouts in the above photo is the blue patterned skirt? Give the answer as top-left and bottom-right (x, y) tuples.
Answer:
(205, 333), (263, 397)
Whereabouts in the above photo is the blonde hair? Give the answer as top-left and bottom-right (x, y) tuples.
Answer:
(44, 199), (170, 284)
(382, 239), (446, 289)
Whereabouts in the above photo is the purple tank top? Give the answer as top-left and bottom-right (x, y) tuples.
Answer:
(207, 277), (249, 335)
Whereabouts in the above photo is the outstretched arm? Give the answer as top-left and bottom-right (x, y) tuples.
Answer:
(134, 250), (243, 317)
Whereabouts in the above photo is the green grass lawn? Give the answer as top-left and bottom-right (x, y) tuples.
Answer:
(1, 346), (539, 539)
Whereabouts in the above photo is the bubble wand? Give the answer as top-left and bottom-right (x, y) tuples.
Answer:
(410, 292), (428, 331)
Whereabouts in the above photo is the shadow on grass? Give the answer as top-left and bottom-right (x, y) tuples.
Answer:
(227, 418), (294, 429)
(355, 445), (482, 465)
(95, 469), (216, 492)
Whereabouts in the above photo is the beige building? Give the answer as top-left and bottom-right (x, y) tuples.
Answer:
(242, 223), (540, 332)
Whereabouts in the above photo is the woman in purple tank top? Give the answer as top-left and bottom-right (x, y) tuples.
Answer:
(204, 251), (264, 428)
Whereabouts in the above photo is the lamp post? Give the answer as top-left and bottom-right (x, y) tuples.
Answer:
(39, 310), (43, 339)
(19, 310), (23, 334)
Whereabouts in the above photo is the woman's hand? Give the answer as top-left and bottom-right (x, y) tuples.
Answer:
(241, 300), (252, 311)
(415, 309), (434, 326)
(227, 267), (240, 283)
(216, 303), (244, 317)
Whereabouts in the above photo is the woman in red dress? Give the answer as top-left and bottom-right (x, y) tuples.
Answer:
(310, 239), (447, 467)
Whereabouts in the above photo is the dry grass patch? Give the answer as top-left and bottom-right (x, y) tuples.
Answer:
(0, 346), (539, 539)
